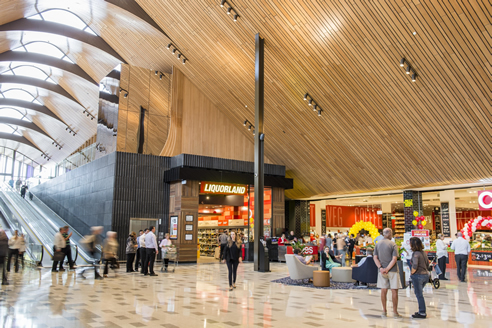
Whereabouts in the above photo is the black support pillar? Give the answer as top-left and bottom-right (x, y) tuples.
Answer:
(254, 33), (265, 272)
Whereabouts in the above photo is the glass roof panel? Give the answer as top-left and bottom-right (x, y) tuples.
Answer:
(38, 10), (88, 31)
(0, 107), (28, 120)
(0, 124), (17, 134)
(6, 65), (55, 83)
(1, 89), (36, 102)
(23, 42), (65, 59)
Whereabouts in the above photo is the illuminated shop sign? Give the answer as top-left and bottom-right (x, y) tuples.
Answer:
(200, 182), (247, 195)
(478, 190), (492, 210)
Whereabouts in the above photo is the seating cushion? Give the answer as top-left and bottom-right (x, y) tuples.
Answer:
(331, 267), (355, 283)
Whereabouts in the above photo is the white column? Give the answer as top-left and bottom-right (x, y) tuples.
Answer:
(312, 200), (324, 236)
(440, 190), (457, 236)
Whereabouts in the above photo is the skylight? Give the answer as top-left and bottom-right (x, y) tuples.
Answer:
(13, 42), (74, 64)
(0, 89), (43, 105)
(0, 124), (21, 135)
(27, 9), (97, 36)
(0, 107), (30, 121)
(1, 64), (56, 84)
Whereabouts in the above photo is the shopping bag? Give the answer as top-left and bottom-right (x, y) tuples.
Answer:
(53, 251), (64, 262)
(214, 247), (221, 260)
(434, 264), (442, 276)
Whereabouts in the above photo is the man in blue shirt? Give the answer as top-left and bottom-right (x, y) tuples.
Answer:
(143, 226), (158, 276)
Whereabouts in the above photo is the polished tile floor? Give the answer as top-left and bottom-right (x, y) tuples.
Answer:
(0, 262), (491, 327)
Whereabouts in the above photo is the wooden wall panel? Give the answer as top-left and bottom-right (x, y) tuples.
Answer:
(272, 187), (285, 235)
(117, 63), (171, 155)
(160, 68), (271, 163)
(169, 180), (199, 262)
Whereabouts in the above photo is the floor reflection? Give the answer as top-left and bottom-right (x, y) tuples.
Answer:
(0, 263), (490, 327)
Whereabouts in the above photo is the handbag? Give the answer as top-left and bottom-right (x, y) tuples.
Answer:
(53, 251), (64, 262)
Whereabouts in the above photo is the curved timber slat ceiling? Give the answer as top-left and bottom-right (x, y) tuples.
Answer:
(0, 117), (53, 141)
(135, 0), (491, 199)
(0, 98), (63, 123)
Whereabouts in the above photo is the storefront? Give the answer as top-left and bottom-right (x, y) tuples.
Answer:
(164, 157), (293, 263)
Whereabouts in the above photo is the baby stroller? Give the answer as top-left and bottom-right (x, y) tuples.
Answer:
(428, 256), (440, 289)
(408, 255), (440, 289)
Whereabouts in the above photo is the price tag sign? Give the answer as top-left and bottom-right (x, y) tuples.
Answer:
(471, 252), (492, 262)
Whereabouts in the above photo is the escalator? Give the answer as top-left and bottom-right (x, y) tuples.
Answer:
(0, 183), (92, 267)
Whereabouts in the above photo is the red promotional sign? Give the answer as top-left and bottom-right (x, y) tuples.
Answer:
(326, 205), (382, 229)
(310, 204), (316, 227)
(478, 190), (492, 211)
(411, 230), (429, 237)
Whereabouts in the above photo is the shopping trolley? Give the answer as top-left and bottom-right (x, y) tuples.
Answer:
(161, 246), (179, 272)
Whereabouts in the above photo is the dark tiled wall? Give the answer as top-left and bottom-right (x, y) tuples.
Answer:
(112, 152), (171, 259)
(32, 152), (117, 236)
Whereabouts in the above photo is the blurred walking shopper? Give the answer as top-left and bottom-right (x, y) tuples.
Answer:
(18, 234), (26, 269)
(103, 231), (119, 277)
(0, 230), (9, 285)
(7, 230), (21, 273)
(436, 233), (448, 280)
(336, 234), (347, 266)
(79, 226), (103, 279)
(52, 227), (66, 273)
(451, 231), (471, 282)
(374, 228), (401, 318)
(144, 226), (158, 276)
(409, 237), (429, 319)
(159, 233), (172, 272)
(217, 230), (228, 261)
(135, 230), (143, 271)
(126, 232), (138, 272)
(61, 226), (75, 270)
(223, 231), (242, 291)
(20, 185), (27, 199)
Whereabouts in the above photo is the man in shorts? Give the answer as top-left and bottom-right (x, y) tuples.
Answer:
(374, 228), (402, 318)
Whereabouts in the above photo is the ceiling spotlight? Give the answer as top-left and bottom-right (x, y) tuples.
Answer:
(166, 43), (171, 49)
(159, 74), (163, 80)
(243, 120), (247, 126)
(253, 129), (255, 136)
(313, 104), (317, 111)
(52, 141), (54, 145)
(406, 66), (411, 74)
(248, 125), (252, 131)
(172, 48), (177, 54)
(220, 0), (226, 7)
(83, 110), (86, 114)
(233, 14), (238, 22)
(59, 146), (62, 150)
(87, 113), (90, 117)
(227, 7), (232, 14)
(318, 110), (322, 117)
(177, 53), (181, 59)
(182, 58), (187, 65)
(119, 88), (122, 93)
(411, 73), (417, 82)
(303, 93), (308, 100)
(308, 99), (312, 106)
(91, 117), (94, 120)
(124, 93), (128, 98)
(73, 133), (76, 136)
(400, 58), (405, 67)
(65, 127), (68, 131)
(155, 71), (158, 75)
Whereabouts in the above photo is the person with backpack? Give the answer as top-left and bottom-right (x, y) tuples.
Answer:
(126, 232), (138, 272)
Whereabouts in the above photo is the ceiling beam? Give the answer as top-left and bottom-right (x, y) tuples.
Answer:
(0, 75), (84, 108)
(0, 18), (126, 63)
(0, 98), (64, 124)
(0, 51), (98, 85)
(0, 131), (44, 154)
(99, 91), (119, 104)
(104, 0), (170, 39)
(0, 117), (54, 142)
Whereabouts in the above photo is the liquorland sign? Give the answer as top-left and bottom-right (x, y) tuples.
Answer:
(200, 182), (247, 195)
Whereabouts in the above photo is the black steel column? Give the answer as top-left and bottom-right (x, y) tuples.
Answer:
(254, 33), (264, 272)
